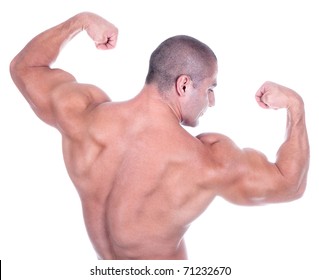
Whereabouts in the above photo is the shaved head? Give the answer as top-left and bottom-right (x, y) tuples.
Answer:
(145, 35), (217, 93)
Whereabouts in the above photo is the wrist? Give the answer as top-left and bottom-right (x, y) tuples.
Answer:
(74, 12), (91, 31)
(287, 95), (305, 124)
(75, 12), (99, 31)
(288, 90), (303, 105)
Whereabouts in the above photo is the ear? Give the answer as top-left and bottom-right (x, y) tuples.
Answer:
(176, 75), (192, 97)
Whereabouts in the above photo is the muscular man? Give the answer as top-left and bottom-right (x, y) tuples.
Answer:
(10, 12), (309, 260)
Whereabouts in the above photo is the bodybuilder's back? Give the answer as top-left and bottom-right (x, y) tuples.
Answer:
(62, 100), (216, 259)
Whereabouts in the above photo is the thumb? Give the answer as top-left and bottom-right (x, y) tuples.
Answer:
(261, 92), (270, 106)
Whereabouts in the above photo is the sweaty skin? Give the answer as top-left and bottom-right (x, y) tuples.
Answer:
(10, 12), (310, 260)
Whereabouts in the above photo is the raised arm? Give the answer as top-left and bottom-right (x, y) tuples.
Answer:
(10, 12), (118, 136)
(199, 81), (309, 205)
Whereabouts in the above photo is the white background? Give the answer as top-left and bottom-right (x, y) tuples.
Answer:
(0, 0), (318, 279)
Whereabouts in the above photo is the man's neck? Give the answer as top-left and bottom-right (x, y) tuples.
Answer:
(137, 84), (183, 124)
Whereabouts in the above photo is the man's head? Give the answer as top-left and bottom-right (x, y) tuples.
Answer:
(145, 35), (218, 127)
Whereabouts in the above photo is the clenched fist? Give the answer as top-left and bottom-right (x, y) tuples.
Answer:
(255, 81), (302, 110)
(82, 12), (118, 50)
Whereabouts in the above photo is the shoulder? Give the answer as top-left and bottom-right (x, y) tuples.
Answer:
(53, 83), (111, 138)
(196, 132), (236, 148)
(196, 132), (266, 172)
(195, 132), (244, 181)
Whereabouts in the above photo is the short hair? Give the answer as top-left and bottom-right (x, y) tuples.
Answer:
(145, 35), (217, 92)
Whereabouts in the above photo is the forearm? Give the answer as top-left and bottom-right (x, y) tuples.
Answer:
(275, 98), (310, 195)
(11, 13), (88, 69)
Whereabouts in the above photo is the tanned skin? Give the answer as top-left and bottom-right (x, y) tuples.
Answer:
(10, 12), (309, 260)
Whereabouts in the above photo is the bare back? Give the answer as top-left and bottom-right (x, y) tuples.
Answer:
(62, 98), (216, 259)
(10, 12), (309, 261)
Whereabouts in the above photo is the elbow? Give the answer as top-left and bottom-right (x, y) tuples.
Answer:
(274, 162), (309, 202)
(290, 186), (305, 201)
(293, 178), (308, 200)
(10, 55), (30, 92)
(10, 55), (22, 82)
(10, 52), (29, 81)
(281, 177), (308, 202)
(9, 56), (17, 78)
